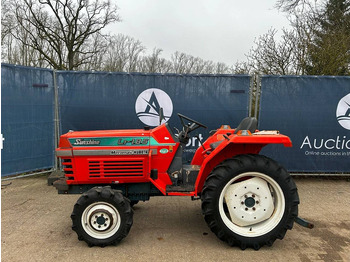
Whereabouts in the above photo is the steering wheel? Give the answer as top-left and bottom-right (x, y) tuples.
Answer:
(178, 113), (207, 131)
(177, 113), (207, 144)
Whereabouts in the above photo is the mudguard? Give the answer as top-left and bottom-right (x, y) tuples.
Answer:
(192, 129), (292, 194)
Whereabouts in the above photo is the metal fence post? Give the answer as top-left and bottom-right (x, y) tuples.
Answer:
(254, 74), (261, 119)
(53, 70), (61, 170)
(248, 75), (254, 117)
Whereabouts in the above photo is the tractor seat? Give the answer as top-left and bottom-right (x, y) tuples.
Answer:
(233, 117), (258, 134)
(209, 117), (258, 151)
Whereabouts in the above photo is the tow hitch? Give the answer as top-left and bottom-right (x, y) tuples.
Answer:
(295, 216), (314, 229)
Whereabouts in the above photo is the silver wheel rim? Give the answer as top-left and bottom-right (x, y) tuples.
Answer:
(219, 172), (285, 237)
(82, 201), (121, 239)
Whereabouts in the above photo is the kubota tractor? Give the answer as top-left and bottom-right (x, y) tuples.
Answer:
(52, 113), (311, 250)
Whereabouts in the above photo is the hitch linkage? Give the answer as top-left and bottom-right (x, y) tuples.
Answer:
(295, 216), (314, 229)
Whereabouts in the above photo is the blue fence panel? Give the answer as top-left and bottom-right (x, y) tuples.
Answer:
(259, 76), (350, 172)
(1, 64), (55, 176)
(57, 71), (251, 160)
(4, 64), (349, 175)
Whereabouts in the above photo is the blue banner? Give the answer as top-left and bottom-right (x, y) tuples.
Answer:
(259, 76), (350, 172)
(3, 63), (350, 176)
(57, 71), (251, 161)
(1, 64), (55, 176)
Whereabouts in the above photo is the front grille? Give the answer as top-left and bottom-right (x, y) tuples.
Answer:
(88, 159), (145, 178)
(62, 158), (74, 180)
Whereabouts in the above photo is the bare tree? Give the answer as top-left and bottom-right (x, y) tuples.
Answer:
(141, 48), (163, 73)
(169, 51), (232, 74)
(2, 1), (243, 75)
(275, 0), (324, 12)
(2, 0), (45, 67)
(102, 34), (145, 72)
(247, 0), (349, 75)
(215, 62), (231, 74)
(2, 0), (18, 63)
(287, 8), (320, 74)
(1, 0), (14, 42)
(246, 28), (299, 75)
(231, 61), (251, 74)
(171, 51), (189, 74)
(76, 33), (109, 71)
(189, 58), (208, 74)
(137, 48), (172, 73)
(11, 0), (120, 70)
(125, 36), (145, 72)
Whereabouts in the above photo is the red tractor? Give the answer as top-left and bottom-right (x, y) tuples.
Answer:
(53, 113), (309, 250)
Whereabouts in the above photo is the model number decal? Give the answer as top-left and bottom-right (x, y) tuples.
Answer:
(117, 138), (149, 145)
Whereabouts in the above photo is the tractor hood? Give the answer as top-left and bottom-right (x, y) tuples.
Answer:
(60, 129), (151, 148)
(57, 124), (178, 149)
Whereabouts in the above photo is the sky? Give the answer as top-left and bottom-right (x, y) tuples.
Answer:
(108, 0), (292, 65)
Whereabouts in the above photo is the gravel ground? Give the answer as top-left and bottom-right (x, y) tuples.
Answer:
(1, 175), (350, 262)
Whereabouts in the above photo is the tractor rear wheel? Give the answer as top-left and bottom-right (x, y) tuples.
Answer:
(201, 154), (299, 250)
(71, 186), (133, 247)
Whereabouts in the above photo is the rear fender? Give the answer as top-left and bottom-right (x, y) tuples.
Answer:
(194, 133), (292, 195)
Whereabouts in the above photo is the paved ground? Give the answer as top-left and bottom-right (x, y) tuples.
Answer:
(1, 175), (350, 262)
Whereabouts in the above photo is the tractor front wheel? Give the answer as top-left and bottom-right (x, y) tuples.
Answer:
(71, 186), (133, 247)
(201, 154), (299, 250)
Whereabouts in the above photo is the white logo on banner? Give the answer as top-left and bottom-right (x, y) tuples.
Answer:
(336, 93), (350, 130)
(135, 88), (173, 126)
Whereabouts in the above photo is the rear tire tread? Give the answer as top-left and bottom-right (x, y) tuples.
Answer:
(201, 154), (299, 250)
